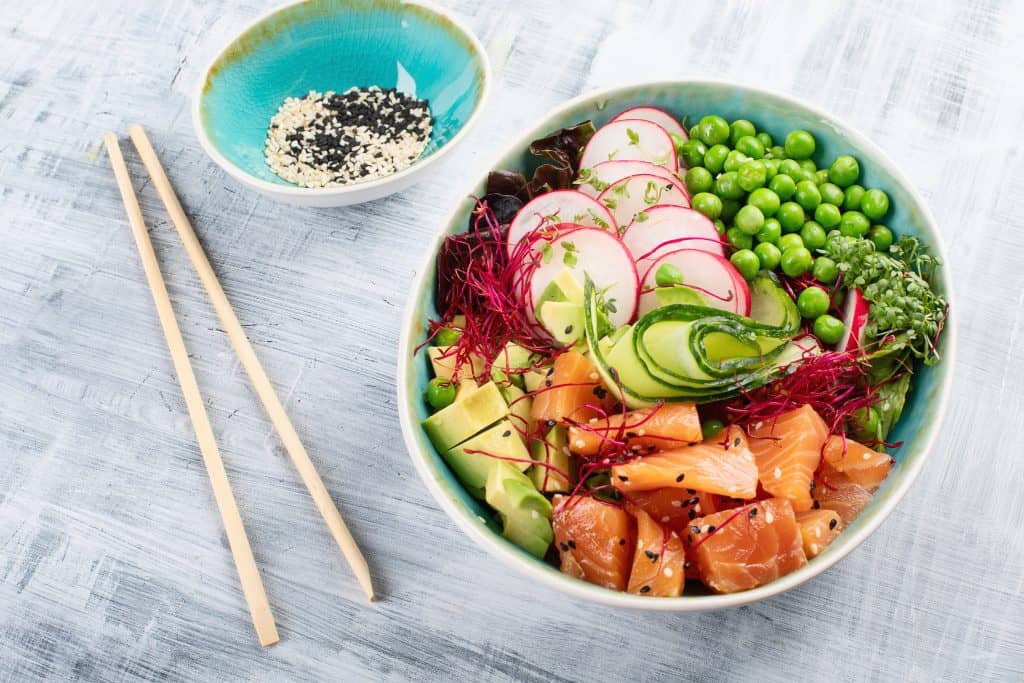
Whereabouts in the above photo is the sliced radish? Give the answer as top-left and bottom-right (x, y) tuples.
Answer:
(638, 249), (750, 317)
(579, 120), (677, 172)
(611, 106), (687, 140)
(838, 288), (870, 351)
(597, 174), (690, 228)
(525, 227), (638, 328)
(577, 160), (687, 199)
(623, 205), (724, 269)
(506, 190), (617, 256)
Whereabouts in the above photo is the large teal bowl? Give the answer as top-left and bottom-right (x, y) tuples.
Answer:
(192, 0), (490, 207)
(398, 81), (956, 610)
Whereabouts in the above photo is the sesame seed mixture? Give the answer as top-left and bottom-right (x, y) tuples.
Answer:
(264, 86), (433, 188)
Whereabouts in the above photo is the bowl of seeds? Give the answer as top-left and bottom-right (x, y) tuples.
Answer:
(193, 0), (490, 207)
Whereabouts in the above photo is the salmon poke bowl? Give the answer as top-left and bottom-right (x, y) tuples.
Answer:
(397, 81), (954, 609)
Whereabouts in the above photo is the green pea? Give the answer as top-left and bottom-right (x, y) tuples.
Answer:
(778, 233), (805, 253)
(754, 242), (782, 270)
(781, 247), (813, 277)
(869, 224), (895, 251)
(797, 287), (831, 319)
(698, 115), (731, 146)
(724, 150), (750, 173)
(735, 205), (765, 235)
(655, 262), (685, 287)
(861, 188), (890, 221)
(704, 144), (730, 174)
(729, 119), (757, 146)
(680, 139), (707, 168)
(685, 167), (714, 194)
(813, 314), (845, 345)
(737, 160), (767, 191)
(819, 182), (845, 206)
(670, 132), (687, 155)
(784, 130), (816, 160)
(814, 169), (830, 185)
(762, 158), (780, 180)
(794, 180), (822, 211)
(713, 218), (727, 234)
(829, 155), (860, 187)
(777, 201), (805, 233)
(692, 192), (723, 219)
(839, 210), (870, 238)
(730, 249), (761, 280)
(756, 218), (782, 244)
(715, 171), (745, 200)
(701, 417), (725, 439)
(778, 159), (802, 178)
(726, 227), (753, 250)
(812, 256), (839, 284)
(799, 159), (817, 173)
(434, 327), (461, 346)
(814, 202), (842, 229)
(736, 135), (765, 159)
(689, 124), (701, 140)
(851, 407), (881, 441)
(793, 167), (816, 184)
(425, 378), (456, 410)
(768, 145), (787, 159)
(721, 198), (742, 222)
(756, 132), (773, 149)
(800, 221), (827, 250)
(843, 184), (865, 210)
(748, 187), (780, 216)
(769, 173), (797, 200)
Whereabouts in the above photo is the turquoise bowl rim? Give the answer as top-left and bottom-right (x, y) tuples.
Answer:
(397, 80), (957, 610)
(191, 0), (491, 200)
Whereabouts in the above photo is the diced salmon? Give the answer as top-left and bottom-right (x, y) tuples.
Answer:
(813, 464), (873, 525)
(795, 509), (844, 558)
(625, 488), (720, 536)
(567, 403), (701, 457)
(531, 351), (615, 424)
(748, 405), (830, 512)
(552, 495), (635, 590)
(691, 498), (807, 594)
(610, 426), (758, 498)
(821, 435), (893, 491)
(626, 508), (686, 597)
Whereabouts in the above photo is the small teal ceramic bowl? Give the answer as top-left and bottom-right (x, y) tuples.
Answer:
(398, 81), (956, 610)
(193, 0), (490, 207)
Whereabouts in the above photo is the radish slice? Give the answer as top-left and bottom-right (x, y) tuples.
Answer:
(577, 160), (687, 199)
(506, 190), (617, 257)
(579, 120), (677, 172)
(611, 106), (687, 140)
(597, 174), (690, 228)
(623, 205), (724, 269)
(525, 227), (638, 328)
(838, 288), (870, 350)
(638, 249), (750, 317)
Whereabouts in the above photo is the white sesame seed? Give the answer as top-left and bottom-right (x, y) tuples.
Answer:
(574, 439), (586, 449)
(765, 511), (775, 524)
(774, 466), (782, 479)
(663, 567), (674, 578)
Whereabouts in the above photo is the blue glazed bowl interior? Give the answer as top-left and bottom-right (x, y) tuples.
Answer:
(198, 0), (487, 185)
(403, 82), (954, 597)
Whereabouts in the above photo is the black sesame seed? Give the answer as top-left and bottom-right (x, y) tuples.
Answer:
(647, 445), (657, 453)
(593, 386), (608, 399)
(749, 508), (758, 518)
(567, 540), (576, 549)
(619, 538), (626, 545)
(687, 489), (697, 494)
(644, 550), (658, 562)
(734, 437), (741, 447)
(683, 561), (691, 569)
(688, 509), (697, 520)
(626, 431), (638, 438)
(639, 585), (651, 594)
(813, 500), (821, 510)
(829, 518), (838, 530)
(545, 379), (552, 387)
(685, 497), (699, 506)
(675, 473), (686, 483)
(559, 542), (568, 552)
(691, 525), (701, 534)
(564, 325), (573, 334)
(501, 430), (511, 437)
(617, 475), (629, 482)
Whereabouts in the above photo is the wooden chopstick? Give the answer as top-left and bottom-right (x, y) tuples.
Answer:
(103, 133), (280, 647)
(128, 125), (376, 602)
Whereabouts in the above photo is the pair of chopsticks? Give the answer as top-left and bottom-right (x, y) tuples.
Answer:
(104, 126), (374, 647)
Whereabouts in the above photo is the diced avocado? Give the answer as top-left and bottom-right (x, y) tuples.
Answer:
(444, 420), (529, 499)
(485, 461), (554, 558)
(454, 379), (479, 403)
(655, 285), (707, 308)
(490, 342), (536, 391)
(450, 314), (467, 329)
(422, 382), (507, 452)
(523, 367), (548, 393)
(530, 425), (572, 493)
(503, 383), (533, 433)
(535, 269), (585, 318)
(539, 300), (585, 345)
(429, 346), (485, 382)
(747, 273), (800, 333)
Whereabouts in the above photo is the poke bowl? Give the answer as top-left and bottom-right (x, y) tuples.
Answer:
(397, 81), (955, 610)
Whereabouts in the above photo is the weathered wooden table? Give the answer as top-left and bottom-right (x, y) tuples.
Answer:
(2, 1), (1021, 680)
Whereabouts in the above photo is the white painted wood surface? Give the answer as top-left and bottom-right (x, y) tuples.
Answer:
(1, 0), (1021, 680)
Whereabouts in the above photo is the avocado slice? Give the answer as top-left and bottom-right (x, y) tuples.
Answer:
(490, 342), (537, 393)
(539, 300), (585, 345)
(422, 382), (507, 452)
(429, 346), (485, 382)
(523, 367), (548, 393)
(530, 425), (572, 493)
(534, 268), (585, 320)
(485, 461), (554, 558)
(444, 419), (529, 499)
(502, 383), (533, 434)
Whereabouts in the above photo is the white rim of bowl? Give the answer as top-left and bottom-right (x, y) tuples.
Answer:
(191, 0), (492, 198)
(397, 79), (957, 610)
